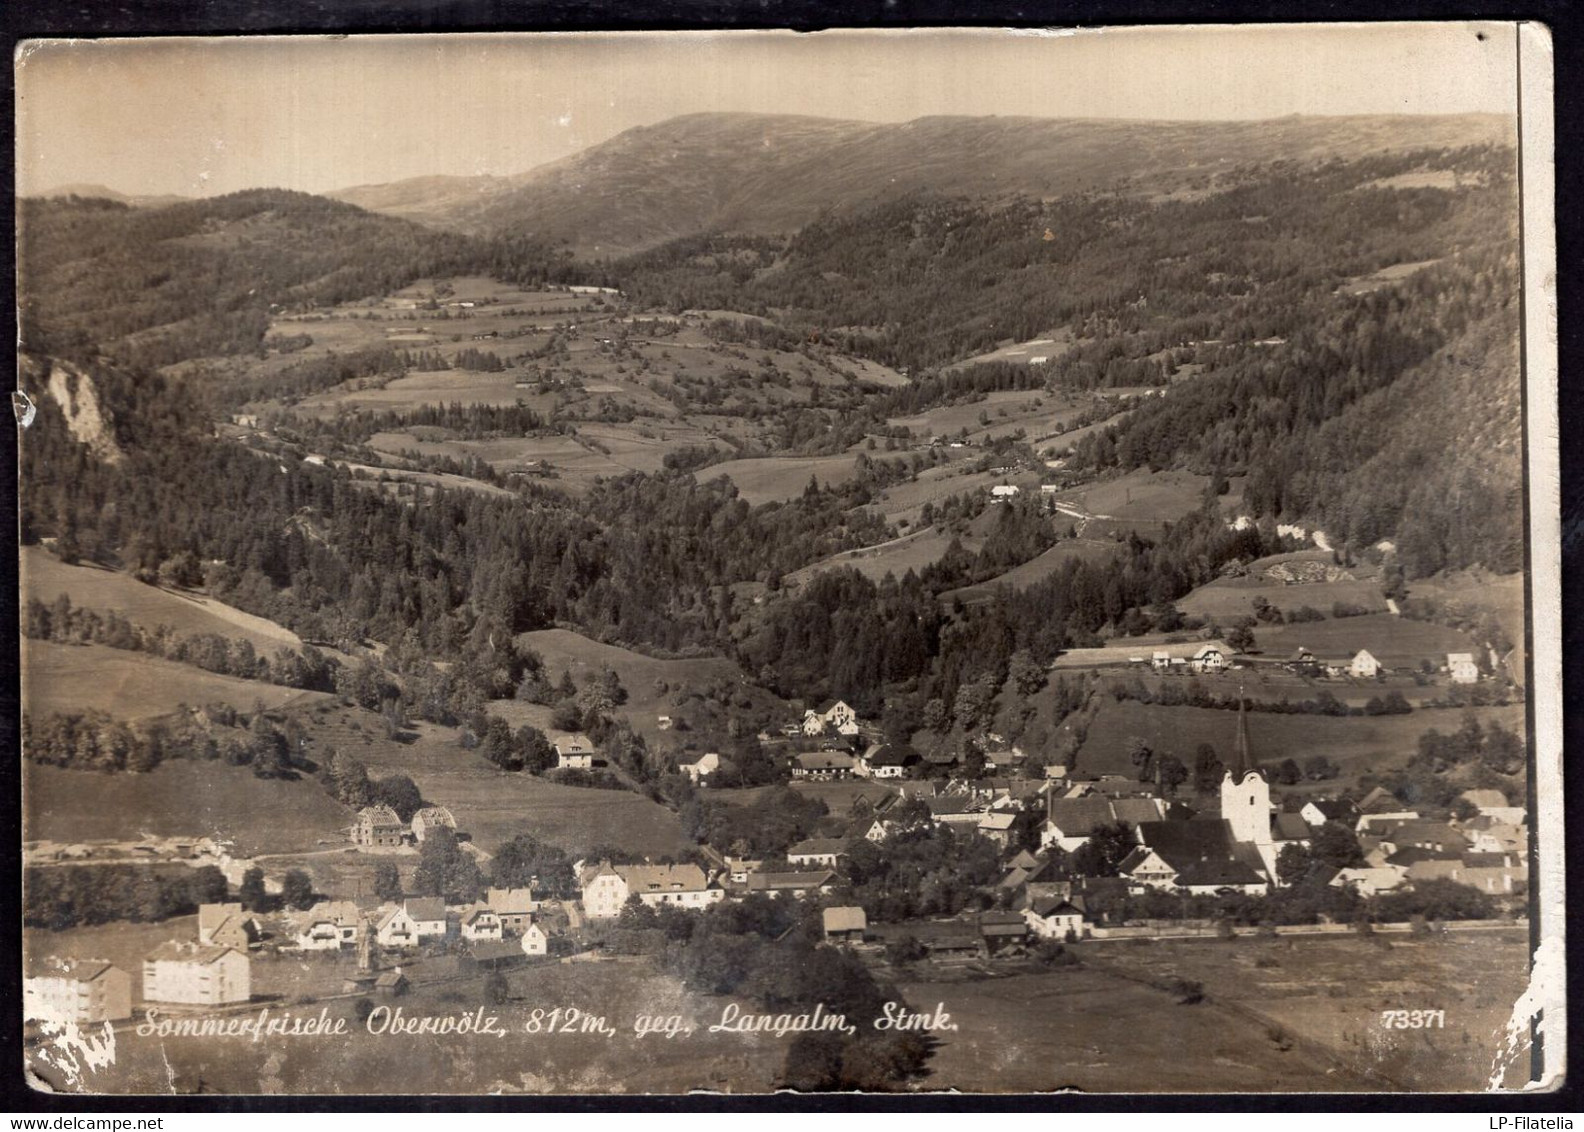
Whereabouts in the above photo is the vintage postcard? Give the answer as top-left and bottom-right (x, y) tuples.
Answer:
(14, 25), (1561, 1097)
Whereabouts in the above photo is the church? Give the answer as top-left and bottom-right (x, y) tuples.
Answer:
(1121, 695), (1309, 895)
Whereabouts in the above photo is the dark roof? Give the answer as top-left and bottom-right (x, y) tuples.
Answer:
(1135, 819), (1237, 872)
(404, 897), (446, 922)
(1045, 797), (1115, 836)
(1029, 895), (1085, 918)
(1272, 813), (1312, 842)
(747, 870), (836, 891)
(1174, 856), (1267, 888)
(868, 745), (921, 767)
(468, 940), (523, 963)
(795, 752), (855, 771)
(787, 838), (849, 857)
(1307, 798), (1360, 822)
(1387, 846), (1464, 866)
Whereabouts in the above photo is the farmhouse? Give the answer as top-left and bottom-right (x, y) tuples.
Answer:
(1024, 894), (1088, 940)
(461, 941), (525, 973)
(296, 901), (363, 951)
(1191, 644), (1228, 673)
(802, 700), (861, 737)
(580, 861), (722, 919)
(858, 744), (920, 779)
(485, 888), (539, 935)
(678, 751), (735, 785)
(977, 811), (1019, 849)
(792, 751), (856, 779)
(1300, 798), (1361, 828)
(1040, 795), (1165, 853)
(404, 898), (449, 942)
(197, 903), (258, 950)
(990, 484), (1021, 500)
(1349, 649), (1382, 679)
(461, 909), (503, 942)
(925, 794), (989, 829)
(822, 906), (868, 944)
(1447, 653), (1480, 684)
(786, 838), (848, 869)
(352, 805), (406, 848)
(554, 736), (596, 770)
(24, 959), (133, 1025)
(746, 870), (838, 898)
(410, 806), (457, 843)
(143, 943), (251, 1006)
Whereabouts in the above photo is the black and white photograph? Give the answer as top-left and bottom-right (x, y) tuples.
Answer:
(13, 25), (1561, 1097)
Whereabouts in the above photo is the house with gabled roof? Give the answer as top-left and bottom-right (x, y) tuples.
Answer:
(859, 744), (921, 779)
(197, 903), (259, 950)
(410, 806), (457, 843)
(792, 751), (856, 780)
(485, 888), (539, 935)
(25, 958), (133, 1024)
(1447, 652), (1480, 684)
(745, 870), (837, 898)
(1024, 894), (1088, 940)
(554, 736), (595, 769)
(1458, 790), (1525, 826)
(579, 861), (722, 918)
(787, 838), (848, 869)
(1327, 866), (1406, 897)
(802, 700), (861, 737)
(1301, 798), (1361, 828)
(822, 906), (867, 943)
(461, 908), (503, 942)
(143, 943), (250, 1005)
(297, 900), (363, 951)
(1349, 649), (1381, 679)
(403, 897), (448, 941)
(353, 805), (406, 848)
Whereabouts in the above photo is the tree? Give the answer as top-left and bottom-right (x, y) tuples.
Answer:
(618, 894), (658, 930)
(372, 862), (403, 903)
(1274, 758), (1302, 786)
(372, 774), (423, 821)
(1226, 623), (1256, 652)
(1156, 753), (1187, 796)
(1072, 822), (1137, 878)
(1192, 743), (1224, 794)
(238, 867), (268, 913)
(411, 827), (483, 903)
(1276, 843), (1312, 887)
(1127, 736), (1154, 783)
(188, 865), (230, 906)
(281, 869), (315, 911)
(1310, 822), (1365, 870)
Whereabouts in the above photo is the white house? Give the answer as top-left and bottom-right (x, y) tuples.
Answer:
(1151, 651), (1171, 672)
(802, 700), (861, 737)
(990, 484), (1021, 501)
(143, 943), (251, 1006)
(1447, 652), (1480, 684)
(296, 901), (362, 951)
(1328, 866), (1407, 897)
(554, 736), (595, 769)
(1459, 790), (1525, 826)
(410, 806), (457, 843)
(1024, 896), (1087, 940)
(1191, 644), (1228, 673)
(520, 922), (549, 957)
(791, 751), (856, 779)
(579, 861), (722, 919)
(678, 751), (723, 785)
(1349, 649), (1381, 679)
(859, 745), (920, 779)
(786, 838), (847, 869)
(404, 898), (448, 942)
(485, 888), (539, 935)
(461, 909), (503, 942)
(25, 959), (133, 1024)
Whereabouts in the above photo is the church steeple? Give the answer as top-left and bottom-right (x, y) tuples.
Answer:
(1230, 684), (1258, 782)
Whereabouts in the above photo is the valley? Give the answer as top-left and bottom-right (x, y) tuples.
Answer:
(16, 104), (1538, 1098)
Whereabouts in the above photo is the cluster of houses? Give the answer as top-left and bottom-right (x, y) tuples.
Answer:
(1130, 642), (1487, 685)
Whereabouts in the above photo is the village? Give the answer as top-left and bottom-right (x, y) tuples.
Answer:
(24, 633), (1527, 1046)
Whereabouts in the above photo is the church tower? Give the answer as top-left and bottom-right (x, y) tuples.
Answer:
(1221, 688), (1272, 849)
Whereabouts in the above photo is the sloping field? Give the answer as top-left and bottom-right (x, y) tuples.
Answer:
(24, 641), (332, 722)
(1056, 467), (1212, 523)
(293, 703), (692, 858)
(945, 539), (1124, 604)
(1253, 614), (1484, 669)
(22, 548), (303, 654)
(942, 325), (1075, 371)
(1072, 698), (1525, 781)
(788, 527), (972, 586)
(24, 761), (351, 855)
(701, 453), (863, 506)
(1179, 577), (1389, 623)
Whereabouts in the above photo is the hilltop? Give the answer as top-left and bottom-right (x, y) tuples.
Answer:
(329, 111), (1513, 256)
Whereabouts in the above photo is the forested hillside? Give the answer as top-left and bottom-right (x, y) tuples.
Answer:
(17, 191), (582, 370)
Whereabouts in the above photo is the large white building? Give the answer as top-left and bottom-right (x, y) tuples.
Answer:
(579, 861), (723, 919)
(143, 943), (251, 1006)
(25, 959), (133, 1024)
